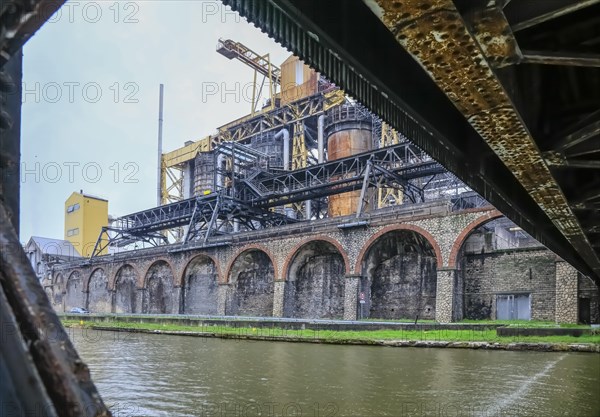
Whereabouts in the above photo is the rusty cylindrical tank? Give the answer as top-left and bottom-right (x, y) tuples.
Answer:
(326, 104), (374, 217)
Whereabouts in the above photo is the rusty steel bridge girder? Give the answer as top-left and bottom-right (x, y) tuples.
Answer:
(372, 0), (600, 275)
(220, 0), (600, 283)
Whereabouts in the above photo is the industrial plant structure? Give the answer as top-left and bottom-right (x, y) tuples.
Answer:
(91, 39), (474, 255)
(46, 39), (599, 325)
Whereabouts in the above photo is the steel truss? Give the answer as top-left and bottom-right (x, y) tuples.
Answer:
(90, 227), (168, 257)
(94, 141), (450, 256)
(214, 89), (343, 146)
(90, 194), (299, 257)
(237, 142), (444, 207)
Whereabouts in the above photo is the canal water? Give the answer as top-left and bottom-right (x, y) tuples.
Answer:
(70, 329), (600, 417)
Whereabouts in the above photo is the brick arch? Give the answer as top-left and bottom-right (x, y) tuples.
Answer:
(181, 253), (222, 287)
(62, 271), (80, 294)
(67, 270), (82, 282)
(84, 267), (106, 292)
(282, 236), (351, 281)
(141, 259), (176, 288)
(354, 224), (443, 274)
(225, 244), (277, 283)
(110, 263), (141, 291)
(448, 209), (504, 269)
(53, 272), (64, 286)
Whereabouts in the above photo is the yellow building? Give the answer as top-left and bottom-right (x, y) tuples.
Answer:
(64, 191), (108, 257)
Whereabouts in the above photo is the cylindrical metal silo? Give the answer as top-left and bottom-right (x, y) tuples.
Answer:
(326, 104), (374, 217)
(194, 151), (215, 196)
(250, 132), (284, 168)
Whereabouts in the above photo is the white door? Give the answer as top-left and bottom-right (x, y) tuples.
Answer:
(497, 294), (531, 320)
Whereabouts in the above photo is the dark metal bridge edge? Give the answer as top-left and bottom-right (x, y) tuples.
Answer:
(0, 2), (111, 415)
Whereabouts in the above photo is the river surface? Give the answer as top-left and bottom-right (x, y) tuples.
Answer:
(70, 329), (600, 417)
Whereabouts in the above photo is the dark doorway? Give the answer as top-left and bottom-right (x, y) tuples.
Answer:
(579, 298), (591, 325)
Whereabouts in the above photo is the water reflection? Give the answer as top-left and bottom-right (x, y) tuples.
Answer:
(70, 329), (600, 417)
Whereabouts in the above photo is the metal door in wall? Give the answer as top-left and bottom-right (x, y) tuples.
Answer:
(496, 294), (531, 320)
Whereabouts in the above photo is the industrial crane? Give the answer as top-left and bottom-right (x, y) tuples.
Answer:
(217, 38), (281, 115)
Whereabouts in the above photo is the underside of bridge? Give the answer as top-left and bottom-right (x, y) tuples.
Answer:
(220, 0), (600, 284)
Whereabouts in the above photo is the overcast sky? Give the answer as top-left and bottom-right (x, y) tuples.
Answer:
(20, 1), (291, 242)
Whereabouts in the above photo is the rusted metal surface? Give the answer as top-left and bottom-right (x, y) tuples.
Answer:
(1, 284), (57, 416)
(373, 0), (600, 276)
(463, 3), (522, 68)
(328, 129), (372, 217)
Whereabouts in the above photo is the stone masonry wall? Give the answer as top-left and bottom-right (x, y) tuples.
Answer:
(435, 269), (455, 323)
(578, 275), (600, 324)
(460, 248), (556, 321)
(114, 265), (137, 313)
(87, 268), (110, 313)
(555, 262), (578, 324)
(53, 207), (586, 322)
(284, 241), (345, 319)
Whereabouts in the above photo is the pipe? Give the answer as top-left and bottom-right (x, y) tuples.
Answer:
(317, 114), (325, 164)
(182, 163), (192, 199)
(216, 153), (226, 189)
(337, 220), (369, 229)
(305, 200), (312, 220)
(274, 128), (290, 170)
(157, 84), (164, 206)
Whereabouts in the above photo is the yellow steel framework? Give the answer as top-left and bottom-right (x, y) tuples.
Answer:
(291, 122), (307, 170)
(159, 158), (184, 242)
(290, 121), (308, 215)
(377, 122), (404, 208)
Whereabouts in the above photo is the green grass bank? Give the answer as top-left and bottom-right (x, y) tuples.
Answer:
(61, 316), (600, 353)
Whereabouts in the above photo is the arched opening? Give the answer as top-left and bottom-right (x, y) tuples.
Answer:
(182, 255), (218, 315)
(114, 264), (138, 313)
(284, 241), (345, 319)
(227, 249), (274, 317)
(144, 261), (175, 314)
(65, 271), (85, 311)
(361, 230), (437, 320)
(87, 268), (110, 313)
(50, 273), (64, 311)
(457, 217), (555, 321)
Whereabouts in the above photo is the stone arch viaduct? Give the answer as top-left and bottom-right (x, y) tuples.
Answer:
(47, 205), (590, 323)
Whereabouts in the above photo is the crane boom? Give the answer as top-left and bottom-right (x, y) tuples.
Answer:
(216, 38), (281, 85)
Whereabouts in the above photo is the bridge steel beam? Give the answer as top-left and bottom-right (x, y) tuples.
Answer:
(219, 0), (600, 283)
